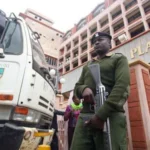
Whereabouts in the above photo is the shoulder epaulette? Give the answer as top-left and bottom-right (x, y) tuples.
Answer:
(115, 53), (123, 56)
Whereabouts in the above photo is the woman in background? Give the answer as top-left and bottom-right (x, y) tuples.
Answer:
(64, 95), (82, 149)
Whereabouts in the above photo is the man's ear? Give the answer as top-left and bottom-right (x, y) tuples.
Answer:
(107, 38), (112, 49)
(109, 42), (112, 49)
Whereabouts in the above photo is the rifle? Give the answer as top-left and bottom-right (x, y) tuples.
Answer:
(88, 63), (112, 150)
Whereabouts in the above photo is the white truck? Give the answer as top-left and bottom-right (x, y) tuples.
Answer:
(0, 12), (56, 150)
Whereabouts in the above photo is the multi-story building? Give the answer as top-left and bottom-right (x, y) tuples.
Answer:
(19, 9), (64, 69)
(57, 0), (150, 101)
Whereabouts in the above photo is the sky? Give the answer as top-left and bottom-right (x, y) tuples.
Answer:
(1, 0), (104, 32)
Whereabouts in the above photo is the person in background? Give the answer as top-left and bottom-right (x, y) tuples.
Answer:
(64, 95), (83, 149)
(51, 109), (64, 150)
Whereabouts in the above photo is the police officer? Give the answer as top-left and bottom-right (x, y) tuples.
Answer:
(71, 32), (130, 150)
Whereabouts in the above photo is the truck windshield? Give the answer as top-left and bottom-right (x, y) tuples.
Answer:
(27, 27), (52, 82)
(1, 21), (23, 55)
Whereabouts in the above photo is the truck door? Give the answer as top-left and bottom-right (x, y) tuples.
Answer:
(0, 17), (27, 105)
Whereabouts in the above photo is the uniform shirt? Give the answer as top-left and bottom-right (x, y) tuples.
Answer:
(65, 105), (81, 128)
(74, 53), (130, 121)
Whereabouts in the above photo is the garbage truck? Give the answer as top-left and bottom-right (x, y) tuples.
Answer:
(0, 12), (56, 150)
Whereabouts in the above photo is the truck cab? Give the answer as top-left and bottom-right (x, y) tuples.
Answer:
(0, 12), (56, 150)
(0, 10), (56, 140)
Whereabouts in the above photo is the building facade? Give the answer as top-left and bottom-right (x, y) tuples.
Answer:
(19, 9), (64, 69)
(56, 1), (150, 149)
(58, 0), (150, 98)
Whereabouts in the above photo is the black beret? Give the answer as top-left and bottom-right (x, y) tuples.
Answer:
(91, 32), (112, 45)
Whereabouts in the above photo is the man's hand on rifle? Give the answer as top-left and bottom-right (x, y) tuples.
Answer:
(84, 115), (104, 130)
(82, 88), (95, 104)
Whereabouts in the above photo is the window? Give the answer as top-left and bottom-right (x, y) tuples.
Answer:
(65, 65), (70, 72)
(27, 27), (50, 81)
(128, 12), (141, 24)
(74, 39), (79, 46)
(90, 27), (97, 35)
(81, 44), (87, 53)
(114, 22), (124, 32)
(63, 30), (71, 41)
(1, 21), (23, 55)
(144, 5), (150, 14)
(115, 39), (121, 46)
(112, 10), (122, 20)
(125, 0), (137, 10)
(81, 57), (88, 64)
(81, 33), (87, 41)
(73, 51), (78, 58)
(73, 61), (78, 68)
(101, 19), (108, 27)
(45, 55), (57, 67)
(77, 19), (86, 30)
(93, 4), (105, 18)
(130, 26), (145, 38)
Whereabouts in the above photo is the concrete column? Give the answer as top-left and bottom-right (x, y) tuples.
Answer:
(108, 12), (115, 47)
(78, 35), (82, 66)
(127, 60), (150, 150)
(87, 27), (92, 61)
(137, 0), (149, 31)
(120, 2), (131, 39)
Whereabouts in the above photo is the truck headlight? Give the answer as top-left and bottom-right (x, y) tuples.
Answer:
(12, 106), (41, 123)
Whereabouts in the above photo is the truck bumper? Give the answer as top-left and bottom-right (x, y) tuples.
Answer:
(0, 123), (54, 150)
(0, 123), (25, 150)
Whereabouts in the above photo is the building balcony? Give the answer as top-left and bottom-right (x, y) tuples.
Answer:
(89, 47), (94, 52)
(112, 10), (122, 20)
(114, 27), (125, 35)
(124, 0), (137, 11)
(81, 30), (87, 41)
(80, 39), (87, 46)
(128, 18), (142, 31)
(64, 60), (70, 66)
(100, 19), (108, 28)
(113, 30), (125, 39)
(80, 51), (87, 58)
(72, 56), (78, 62)
(100, 25), (109, 33)
(58, 55), (64, 60)
(64, 50), (71, 56)
(112, 15), (123, 25)
(144, 3), (150, 15)
(146, 13), (150, 21)
(127, 10), (141, 25)
(58, 64), (63, 69)
(126, 5), (138, 17)
(142, 0), (150, 5)
(128, 16), (141, 27)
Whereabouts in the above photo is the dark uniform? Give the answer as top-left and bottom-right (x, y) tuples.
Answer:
(51, 109), (64, 150)
(71, 33), (130, 150)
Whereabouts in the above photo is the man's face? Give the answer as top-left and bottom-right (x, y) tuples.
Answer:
(93, 36), (111, 55)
